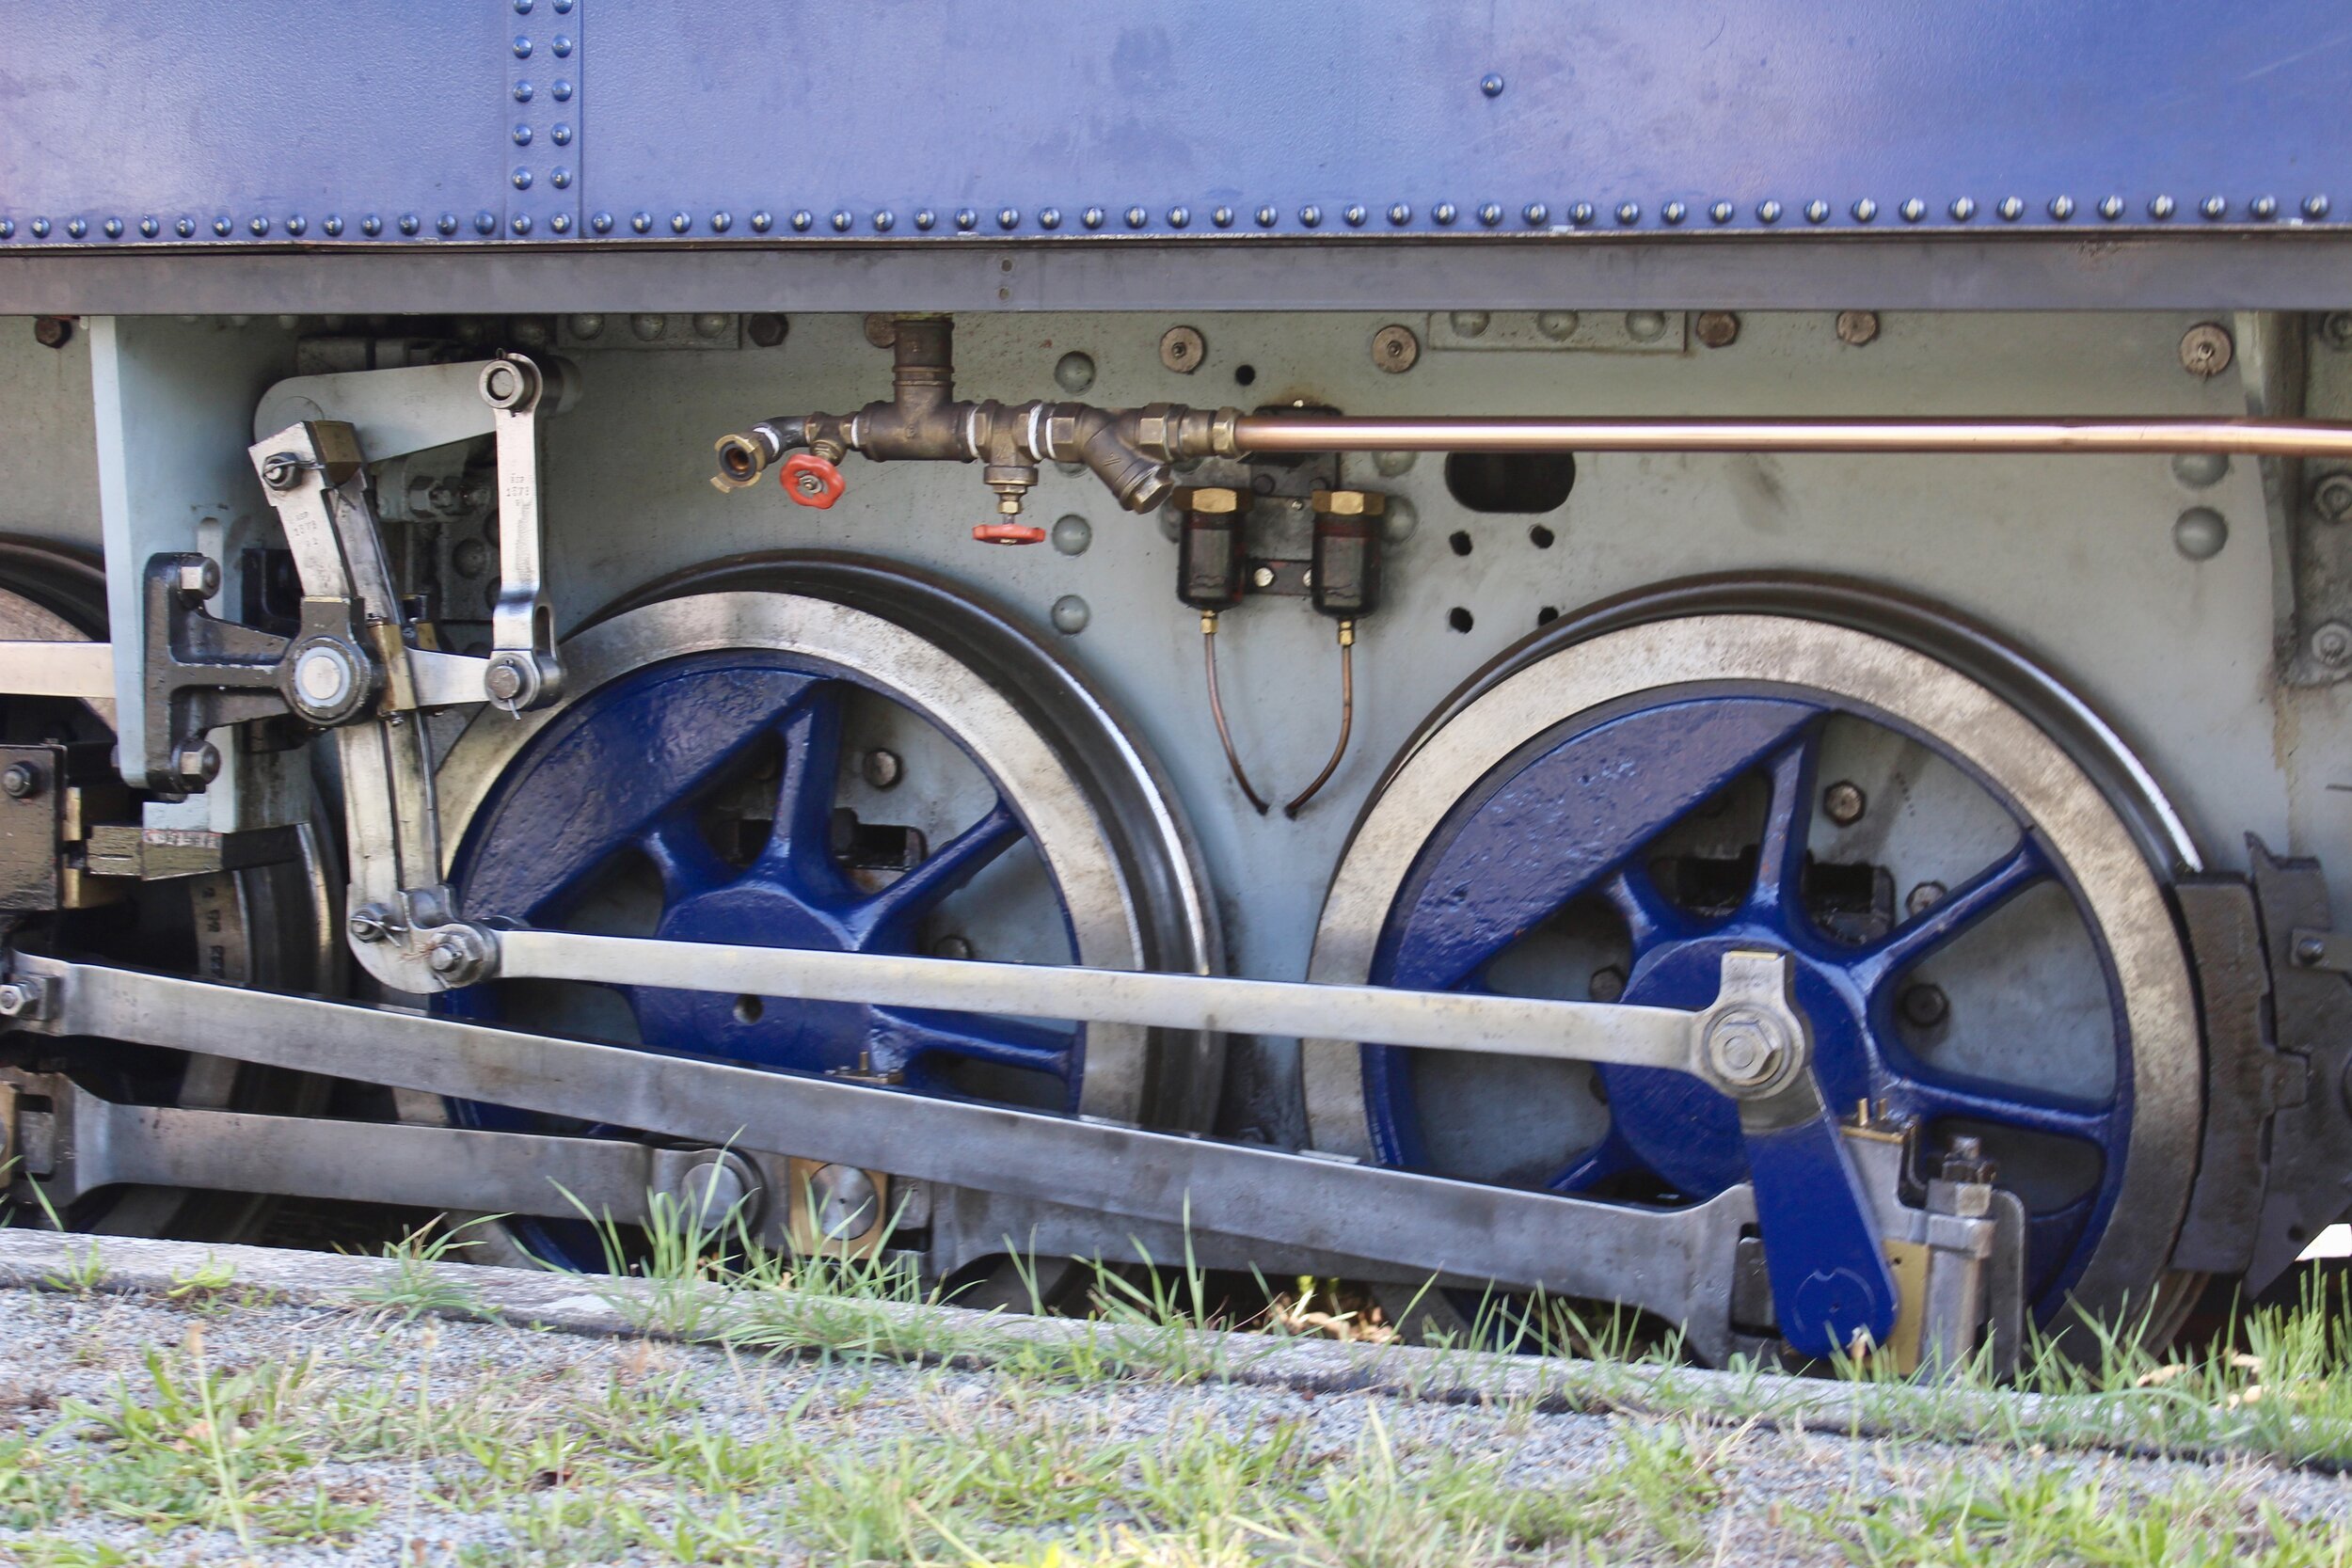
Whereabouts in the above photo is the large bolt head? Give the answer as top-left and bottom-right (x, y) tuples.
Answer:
(0, 983), (28, 1017)
(177, 558), (221, 598)
(1, 763), (40, 800)
(175, 741), (221, 788)
(1703, 1006), (1795, 1091)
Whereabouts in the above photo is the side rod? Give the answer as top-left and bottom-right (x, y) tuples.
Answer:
(7, 955), (1755, 1359)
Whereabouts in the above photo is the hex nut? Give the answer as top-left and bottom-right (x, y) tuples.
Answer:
(0, 763), (39, 800)
(1693, 310), (1740, 348)
(1311, 488), (1388, 517)
(31, 317), (72, 351)
(176, 558), (220, 597)
(2178, 321), (2233, 378)
(1172, 487), (1245, 515)
(1835, 309), (1881, 347)
(0, 983), (28, 1018)
(1158, 325), (1206, 373)
(1371, 324), (1420, 373)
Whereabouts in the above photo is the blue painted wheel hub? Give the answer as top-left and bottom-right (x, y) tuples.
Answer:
(1366, 692), (2135, 1337)
(439, 649), (1080, 1261)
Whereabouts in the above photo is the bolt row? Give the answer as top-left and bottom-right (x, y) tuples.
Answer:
(4, 192), (2334, 245)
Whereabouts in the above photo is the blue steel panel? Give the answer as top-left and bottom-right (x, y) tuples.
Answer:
(1, 1), (2348, 247)
(0, 1), (508, 244)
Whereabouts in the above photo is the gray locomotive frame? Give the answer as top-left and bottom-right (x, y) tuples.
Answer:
(3, 296), (2350, 1356)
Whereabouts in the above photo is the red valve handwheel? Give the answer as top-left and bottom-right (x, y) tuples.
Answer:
(973, 521), (1047, 545)
(779, 452), (847, 509)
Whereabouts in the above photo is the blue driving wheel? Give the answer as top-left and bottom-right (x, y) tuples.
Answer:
(425, 583), (1214, 1272)
(1309, 609), (2202, 1353)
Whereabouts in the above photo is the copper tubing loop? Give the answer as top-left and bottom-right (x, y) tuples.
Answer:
(1229, 415), (2352, 458)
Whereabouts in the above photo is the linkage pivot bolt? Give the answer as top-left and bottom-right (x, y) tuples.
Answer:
(176, 558), (221, 598)
(1703, 1006), (1792, 1090)
(174, 741), (221, 789)
(346, 905), (395, 943)
(1, 763), (41, 800)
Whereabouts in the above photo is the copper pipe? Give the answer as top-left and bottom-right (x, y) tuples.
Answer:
(1283, 621), (1356, 818)
(1230, 414), (2352, 459)
(1201, 611), (1268, 816)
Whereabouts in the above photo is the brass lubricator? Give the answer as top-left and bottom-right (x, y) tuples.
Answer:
(1170, 484), (1384, 816)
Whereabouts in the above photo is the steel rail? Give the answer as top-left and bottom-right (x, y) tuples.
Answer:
(494, 928), (1701, 1070)
(1229, 414), (2352, 458)
(8, 955), (1756, 1359)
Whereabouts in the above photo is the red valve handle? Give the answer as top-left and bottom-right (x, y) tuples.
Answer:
(973, 521), (1047, 546)
(779, 452), (847, 509)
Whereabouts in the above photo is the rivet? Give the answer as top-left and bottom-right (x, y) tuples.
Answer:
(1756, 199), (1782, 223)
(1170, 205), (1191, 228)
(0, 219), (12, 240)
(866, 210), (888, 231)
(552, 79), (572, 101)
(2307, 194), (2332, 219)
(1300, 205), (1322, 227)
(2149, 194), (2176, 219)
(1899, 197), (1925, 222)
(787, 211), (810, 232)
(1083, 207), (1105, 230)
(245, 215), (264, 236)
(1568, 201), (1594, 226)
(2098, 195), (2124, 219)
(322, 214), (342, 236)
(1387, 202), (1411, 225)
(437, 213), (459, 235)
(2201, 195), (2227, 220)
(284, 214), (305, 236)
(1480, 71), (1504, 96)
(1450, 309), (1489, 336)
(552, 123), (571, 146)
(1618, 201), (1643, 225)
(179, 216), (199, 236)
(1050, 594), (1090, 635)
(1626, 309), (1667, 342)
(211, 216), (230, 236)
(1255, 204), (1277, 227)
(1052, 515), (1092, 555)
(630, 313), (666, 341)
(631, 211), (652, 233)
(1125, 205), (1148, 228)
(514, 123), (532, 146)
(1537, 309), (1578, 340)
(2172, 451), (2230, 488)
(1434, 201), (1457, 225)
(102, 216), (122, 238)
(550, 167), (570, 189)
(830, 210), (851, 231)
(514, 80), (533, 103)
(475, 211), (497, 234)
(553, 0), (572, 11)
(955, 208), (977, 231)
(513, 34), (532, 56)
(399, 214), (421, 235)
(2252, 195), (2278, 219)
(1709, 199), (1734, 224)
(139, 216), (159, 237)
(1661, 199), (1686, 224)
(2173, 507), (2228, 561)
(1055, 351), (1095, 392)
(1213, 206), (1234, 228)
(1997, 196), (2024, 221)
(512, 167), (533, 189)
(1948, 196), (1975, 221)
(1851, 197), (1877, 222)
(1523, 202), (1548, 225)
(2048, 194), (2074, 220)
(28, 216), (53, 238)
(1478, 201), (1503, 226)
(548, 213), (570, 234)
(712, 211), (733, 231)
(1040, 207), (1061, 229)
(1804, 198), (1828, 223)
(998, 207), (1020, 230)
(1343, 203), (1365, 227)
(510, 214), (532, 235)
(910, 210), (930, 230)
(515, 0), (532, 9)
(551, 34), (571, 55)
(65, 217), (87, 239)
(589, 211), (612, 233)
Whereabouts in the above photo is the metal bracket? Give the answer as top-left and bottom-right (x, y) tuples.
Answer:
(2241, 838), (2352, 1291)
(479, 356), (563, 713)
